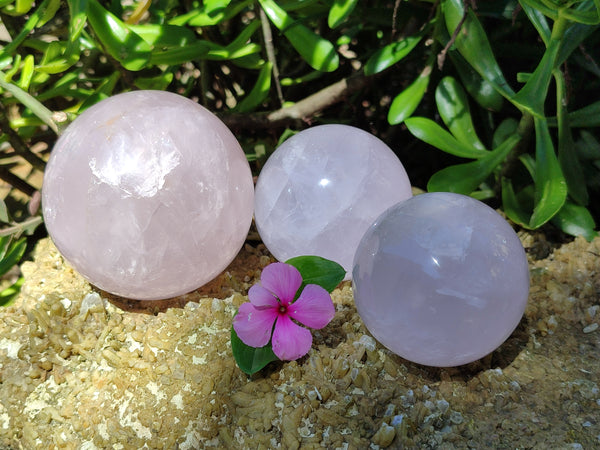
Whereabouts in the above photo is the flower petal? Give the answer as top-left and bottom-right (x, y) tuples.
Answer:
(233, 302), (277, 348)
(260, 262), (302, 304)
(271, 314), (312, 361)
(248, 284), (279, 309)
(288, 284), (335, 329)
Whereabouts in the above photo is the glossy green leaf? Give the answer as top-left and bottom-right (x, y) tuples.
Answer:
(555, 69), (588, 205)
(405, 117), (488, 159)
(449, 51), (504, 112)
(518, 0), (558, 20)
(133, 72), (174, 90)
(259, 0), (339, 72)
(38, 0), (60, 27)
(387, 66), (430, 125)
(236, 62), (272, 113)
(519, 0), (551, 45)
(149, 42), (213, 66)
(442, 0), (514, 99)
(285, 256), (346, 293)
(364, 34), (422, 76)
(0, 277), (23, 307)
(0, 237), (26, 277)
(551, 201), (598, 241)
(67, 0), (88, 43)
(562, 5), (600, 25)
(2, 0), (52, 55)
(556, 22), (598, 67)
(435, 76), (487, 151)
(128, 23), (196, 47)
(87, 0), (151, 71)
(568, 100), (600, 127)
(17, 55), (34, 90)
(428, 133), (520, 194)
(15, 0), (34, 14)
(530, 117), (567, 228)
(231, 325), (279, 375)
(512, 36), (560, 117)
(328, 0), (358, 28)
(501, 178), (531, 228)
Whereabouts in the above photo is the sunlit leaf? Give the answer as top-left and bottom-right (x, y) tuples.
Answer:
(551, 201), (598, 241)
(259, 0), (339, 72)
(87, 0), (151, 71)
(428, 133), (520, 194)
(405, 117), (488, 159)
(328, 0), (358, 29)
(364, 34), (422, 76)
(0, 237), (26, 277)
(442, 0), (514, 99)
(435, 76), (487, 151)
(236, 62), (272, 113)
(530, 117), (567, 228)
(388, 66), (430, 125)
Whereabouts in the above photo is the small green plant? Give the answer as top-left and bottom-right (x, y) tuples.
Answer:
(0, 0), (598, 245)
(386, 0), (599, 239)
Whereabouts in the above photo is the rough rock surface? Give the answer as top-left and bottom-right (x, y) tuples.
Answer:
(0, 234), (599, 449)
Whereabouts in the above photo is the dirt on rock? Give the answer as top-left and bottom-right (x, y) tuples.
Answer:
(0, 232), (599, 449)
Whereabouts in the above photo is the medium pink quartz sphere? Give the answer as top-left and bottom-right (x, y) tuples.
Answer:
(353, 192), (529, 367)
(254, 125), (412, 276)
(42, 90), (254, 300)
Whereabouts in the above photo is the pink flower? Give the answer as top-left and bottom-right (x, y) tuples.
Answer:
(233, 262), (335, 361)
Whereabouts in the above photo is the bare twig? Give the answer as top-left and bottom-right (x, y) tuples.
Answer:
(391, 0), (402, 41)
(259, 6), (284, 107)
(0, 167), (37, 196)
(220, 71), (371, 130)
(437, 3), (469, 70)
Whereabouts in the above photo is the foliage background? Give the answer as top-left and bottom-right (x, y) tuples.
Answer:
(0, 0), (599, 301)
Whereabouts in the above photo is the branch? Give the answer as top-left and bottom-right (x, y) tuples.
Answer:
(220, 71), (371, 130)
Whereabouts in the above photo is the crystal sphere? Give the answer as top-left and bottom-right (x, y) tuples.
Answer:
(254, 125), (412, 276)
(353, 192), (529, 367)
(42, 90), (254, 300)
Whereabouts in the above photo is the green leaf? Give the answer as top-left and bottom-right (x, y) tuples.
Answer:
(17, 54), (34, 90)
(259, 0), (339, 72)
(501, 178), (531, 228)
(236, 62), (272, 113)
(405, 117), (488, 159)
(551, 201), (598, 241)
(492, 118), (519, 148)
(67, 0), (88, 43)
(128, 23), (196, 47)
(328, 0), (358, 29)
(519, 0), (551, 45)
(364, 34), (422, 76)
(435, 76), (487, 151)
(530, 117), (567, 228)
(231, 325), (279, 375)
(428, 133), (521, 194)
(0, 277), (24, 307)
(576, 130), (600, 160)
(133, 72), (174, 90)
(87, 0), (151, 71)
(38, 0), (61, 27)
(387, 66), (430, 125)
(0, 237), (26, 277)
(512, 36), (561, 117)
(442, 0), (514, 99)
(449, 51), (504, 112)
(556, 22), (598, 67)
(555, 69), (588, 205)
(285, 256), (345, 293)
(568, 100), (600, 127)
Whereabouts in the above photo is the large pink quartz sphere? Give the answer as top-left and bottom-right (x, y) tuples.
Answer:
(254, 125), (412, 275)
(42, 90), (254, 300)
(353, 192), (529, 367)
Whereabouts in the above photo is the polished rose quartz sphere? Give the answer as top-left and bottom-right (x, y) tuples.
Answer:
(42, 90), (254, 300)
(254, 125), (412, 276)
(353, 192), (529, 367)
